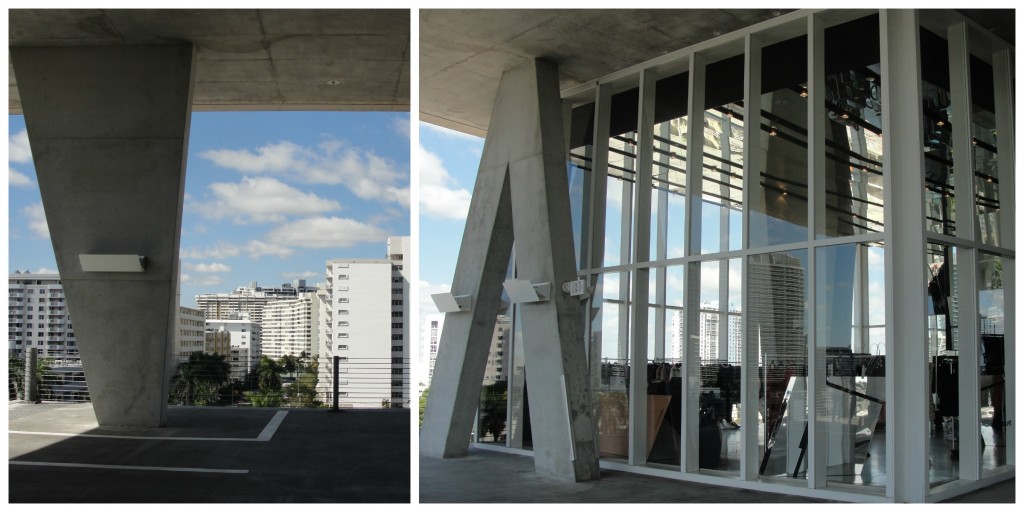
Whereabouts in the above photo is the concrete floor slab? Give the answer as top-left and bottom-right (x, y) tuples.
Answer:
(9, 403), (410, 503)
(420, 446), (1015, 503)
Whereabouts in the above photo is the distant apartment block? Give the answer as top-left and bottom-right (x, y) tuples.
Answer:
(196, 280), (316, 325)
(8, 271), (77, 358)
(206, 316), (261, 382)
(423, 313), (444, 386)
(262, 292), (319, 360)
(176, 306), (206, 359)
(317, 235), (409, 408)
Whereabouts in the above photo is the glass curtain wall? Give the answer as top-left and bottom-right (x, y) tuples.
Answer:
(533, 8), (1014, 501)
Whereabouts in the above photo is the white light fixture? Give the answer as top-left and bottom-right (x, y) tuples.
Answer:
(561, 279), (590, 299)
(79, 254), (146, 272)
(503, 279), (551, 304)
(431, 292), (473, 313)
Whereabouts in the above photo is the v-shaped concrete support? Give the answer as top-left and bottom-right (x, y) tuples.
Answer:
(420, 59), (600, 482)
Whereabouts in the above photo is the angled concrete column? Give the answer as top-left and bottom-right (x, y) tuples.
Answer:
(11, 45), (196, 428)
(421, 59), (600, 482)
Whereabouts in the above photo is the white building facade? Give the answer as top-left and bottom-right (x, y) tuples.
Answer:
(206, 317), (261, 382)
(8, 272), (77, 358)
(261, 292), (319, 360)
(318, 236), (409, 408)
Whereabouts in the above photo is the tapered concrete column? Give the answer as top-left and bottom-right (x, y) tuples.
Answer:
(421, 59), (600, 482)
(11, 45), (196, 428)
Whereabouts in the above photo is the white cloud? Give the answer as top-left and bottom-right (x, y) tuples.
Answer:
(244, 240), (295, 259)
(9, 167), (33, 187)
(185, 262), (232, 273)
(201, 139), (409, 207)
(419, 145), (471, 220)
(9, 130), (32, 163)
(193, 275), (225, 286)
(35, 267), (57, 274)
(22, 203), (49, 239)
(391, 116), (410, 137)
(194, 177), (341, 223)
(418, 280), (452, 318)
(264, 216), (389, 249)
(181, 243), (241, 260)
(282, 270), (320, 280)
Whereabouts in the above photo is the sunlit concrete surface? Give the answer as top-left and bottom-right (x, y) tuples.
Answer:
(419, 446), (1015, 503)
(9, 403), (410, 503)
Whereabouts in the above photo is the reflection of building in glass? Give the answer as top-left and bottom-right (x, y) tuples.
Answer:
(483, 315), (511, 383)
(748, 253), (805, 366)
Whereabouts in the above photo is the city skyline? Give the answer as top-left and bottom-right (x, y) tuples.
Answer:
(8, 112), (410, 308)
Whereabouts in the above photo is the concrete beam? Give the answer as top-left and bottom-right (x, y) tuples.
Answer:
(11, 44), (196, 428)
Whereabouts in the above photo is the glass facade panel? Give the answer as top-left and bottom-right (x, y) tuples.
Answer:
(970, 57), (1002, 247)
(819, 15), (884, 239)
(700, 56), (744, 254)
(652, 74), (689, 259)
(568, 104), (594, 270)
(978, 252), (1006, 473)
(690, 258), (742, 473)
(815, 243), (886, 488)
(751, 35), (809, 248)
(921, 28), (957, 236)
(592, 271), (631, 460)
(749, 250), (807, 481)
(926, 243), (960, 486)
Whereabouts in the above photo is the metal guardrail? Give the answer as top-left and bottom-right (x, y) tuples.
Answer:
(8, 349), (410, 410)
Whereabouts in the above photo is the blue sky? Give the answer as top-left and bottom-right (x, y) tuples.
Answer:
(8, 112), (410, 307)
(416, 122), (483, 320)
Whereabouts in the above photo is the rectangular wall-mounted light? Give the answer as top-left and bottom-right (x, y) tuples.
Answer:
(79, 254), (147, 273)
(503, 279), (551, 304)
(432, 292), (473, 313)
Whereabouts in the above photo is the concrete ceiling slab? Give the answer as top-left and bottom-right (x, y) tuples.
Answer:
(420, 8), (1014, 137)
(9, 9), (410, 113)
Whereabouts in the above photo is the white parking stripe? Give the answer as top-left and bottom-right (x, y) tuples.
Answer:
(10, 460), (248, 474)
(256, 411), (289, 441)
(8, 431), (261, 442)
(8, 410), (290, 443)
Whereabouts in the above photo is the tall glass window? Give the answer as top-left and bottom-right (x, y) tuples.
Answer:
(970, 56), (1002, 247)
(592, 271), (631, 460)
(921, 28), (957, 236)
(653, 71), (689, 260)
(751, 35), (809, 248)
(978, 252), (1006, 473)
(568, 102), (595, 270)
(815, 243), (886, 488)
(819, 14), (884, 239)
(749, 250), (807, 481)
(701, 56), (744, 254)
(689, 258), (742, 474)
(926, 243), (960, 486)
(605, 89), (640, 267)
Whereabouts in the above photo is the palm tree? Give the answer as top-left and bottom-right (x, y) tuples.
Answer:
(256, 356), (284, 392)
(170, 352), (230, 405)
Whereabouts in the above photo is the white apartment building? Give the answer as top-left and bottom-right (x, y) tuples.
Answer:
(206, 316), (261, 382)
(423, 313), (444, 386)
(8, 271), (77, 358)
(175, 306), (206, 360)
(261, 292), (319, 360)
(318, 235), (408, 408)
(196, 280), (316, 325)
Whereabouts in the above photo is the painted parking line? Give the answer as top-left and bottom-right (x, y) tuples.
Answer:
(256, 410), (288, 441)
(8, 410), (290, 443)
(10, 460), (248, 474)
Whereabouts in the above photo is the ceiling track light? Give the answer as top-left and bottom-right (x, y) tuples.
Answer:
(799, 89), (809, 98)
(768, 126), (778, 136)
